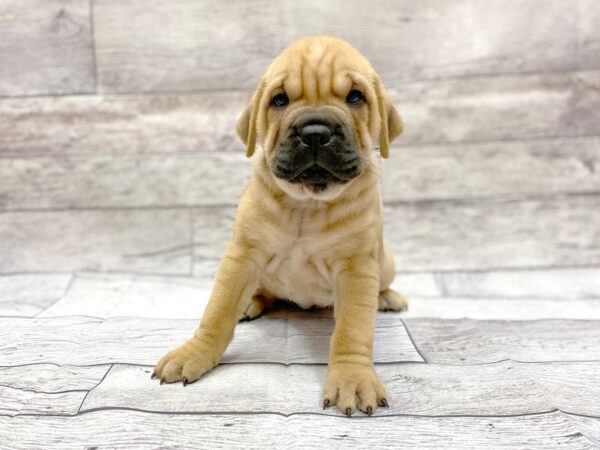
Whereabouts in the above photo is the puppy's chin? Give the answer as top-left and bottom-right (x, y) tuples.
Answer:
(272, 176), (355, 202)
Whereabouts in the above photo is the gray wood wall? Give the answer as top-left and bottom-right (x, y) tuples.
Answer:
(1, 0), (599, 297)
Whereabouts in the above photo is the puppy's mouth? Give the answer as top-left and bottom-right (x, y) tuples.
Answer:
(291, 165), (343, 192)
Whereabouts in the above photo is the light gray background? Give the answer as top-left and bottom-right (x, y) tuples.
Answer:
(0, 1), (599, 448)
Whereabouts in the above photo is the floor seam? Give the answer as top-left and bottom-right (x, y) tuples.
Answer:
(400, 319), (428, 363)
(77, 364), (113, 414)
(2, 358), (600, 369)
(3, 407), (600, 421)
(33, 273), (76, 318)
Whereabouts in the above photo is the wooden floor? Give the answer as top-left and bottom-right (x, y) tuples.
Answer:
(0, 274), (599, 449)
(1, 0), (600, 448)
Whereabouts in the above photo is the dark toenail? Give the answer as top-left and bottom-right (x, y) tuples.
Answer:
(381, 398), (388, 407)
(183, 378), (188, 386)
(345, 407), (352, 417)
(323, 399), (330, 409)
(366, 406), (373, 415)
(151, 371), (156, 379)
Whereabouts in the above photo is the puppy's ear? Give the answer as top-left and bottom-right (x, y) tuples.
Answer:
(374, 77), (403, 158)
(237, 79), (266, 157)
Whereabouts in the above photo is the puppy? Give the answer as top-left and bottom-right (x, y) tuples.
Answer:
(153, 36), (406, 416)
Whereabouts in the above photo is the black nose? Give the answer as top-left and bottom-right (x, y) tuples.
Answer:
(300, 123), (332, 148)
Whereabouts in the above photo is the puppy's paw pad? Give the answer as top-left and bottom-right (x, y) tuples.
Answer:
(323, 363), (387, 416)
(378, 288), (408, 312)
(153, 342), (215, 384)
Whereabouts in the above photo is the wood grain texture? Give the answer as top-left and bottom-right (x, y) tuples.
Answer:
(0, 210), (192, 274)
(190, 194), (600, 273)
(82, 361), (600, 416)
(393, 70), (600, 145)
(1, 71), (599, 157)
(0, 0), (94, 97)
(579, 0), (600, 69)
(39, 272), (214, 318)
(0, 92), (246, 156)
(404, 318), (600, 363)
(402, 298), (600, 320)
(0, 362), (108, 417)
(382, 136), (600, 203)
(93, 0), (600, 93)
(0, 153), (251, 211)
(385, 194), (600, 271)
(0, 385), (85, 416)
(567, 414), (600, 448)
(36, 272), (600, 320)
(0, 274), (70, 316)
(0, 411), (594, 449)
(2, 136), (599, 211)
(0, 315), (423, 366)
(523, 362), (600, 417)
(39, 272), (440, 319)
(3, 193), (595, 275)
(441, 267), (600, 299)
(0, 364), (108, 393)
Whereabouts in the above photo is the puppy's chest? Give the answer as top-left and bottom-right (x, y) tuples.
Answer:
(260, 208), (340, 306)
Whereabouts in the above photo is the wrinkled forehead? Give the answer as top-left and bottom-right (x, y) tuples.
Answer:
(264, 39), (375, 102)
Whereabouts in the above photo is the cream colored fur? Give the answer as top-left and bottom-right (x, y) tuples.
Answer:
(153, 36), (407, 416)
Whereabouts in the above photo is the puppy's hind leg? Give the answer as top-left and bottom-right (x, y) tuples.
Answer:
(378, 241), (408, 312)
(378, 288), (408, 312)
(239, 294), (276, 322)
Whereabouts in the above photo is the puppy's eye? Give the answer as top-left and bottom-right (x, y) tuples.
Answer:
(271, 93), (289, 108)
(346, 90), (364, 105)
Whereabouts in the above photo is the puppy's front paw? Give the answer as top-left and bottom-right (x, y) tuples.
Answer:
(323, 363), (388, 416)
(153, 339), (218, 385)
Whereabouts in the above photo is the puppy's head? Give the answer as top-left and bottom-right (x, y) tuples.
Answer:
(237, 36), (402, 200)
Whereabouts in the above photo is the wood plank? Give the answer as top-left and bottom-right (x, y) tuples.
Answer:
(393, 70), (600, 145)
(37, 272), (600, 320)
(0, 363), (109, 417)
(0, 209), (192, 274)
(93, 0), (600, 92)
(3, 193), (592, 276)
(190, 195), (600, 273)
(382, 136), (600, 202)
(0, 385), (85, 416)
(0, 153), (251, 211)
(403, 318), (600, 363)
(83, 361), (600, 417)
(0, 410), (593, 449)
(0, 274), (71, 316)
(2, 136), (600, 211)
(524, 362), (600, 417)
(1, 71), (599, 157)
(579, 0), (600, 69)
(566, 414), (600, 447)
(441, 267), (600, 299)
(39, 273), (214, 318)
(403, 298), (600, 320)
(385, 194), (600, 271)
(0, 0), (94, 97)
(39, 272), (440, 318)
(0, 92), (245, 155)
(0, 364), (108, 393)
(0, 315), (423, 366)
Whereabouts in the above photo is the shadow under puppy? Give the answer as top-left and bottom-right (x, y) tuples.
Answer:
(153, 35), (406, 416)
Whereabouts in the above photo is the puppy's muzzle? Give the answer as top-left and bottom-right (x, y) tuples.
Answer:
(273, 115), (362, 192)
